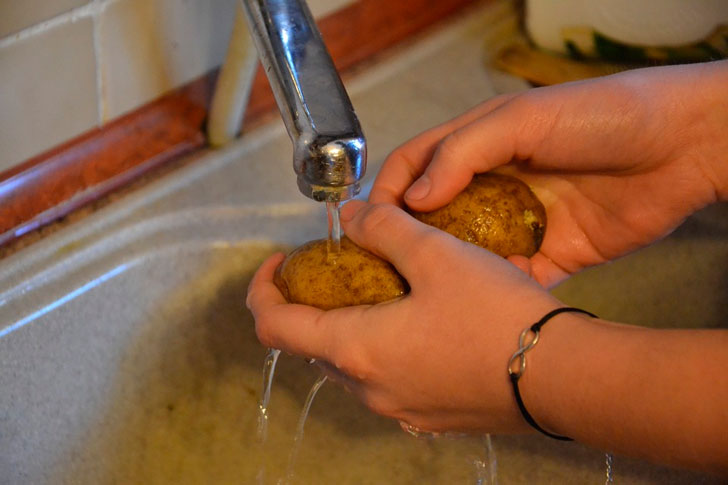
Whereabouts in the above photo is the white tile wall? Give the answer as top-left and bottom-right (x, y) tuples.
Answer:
(99, 0), (238, 120)
(0, 16), (98, 173)
(0, 0), (87, 37)
(0, 0), (355, 173)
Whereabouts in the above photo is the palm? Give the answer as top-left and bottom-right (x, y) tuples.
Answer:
(513, 165), (706, 287)
(502, 78), (717, 285)
(370, 63), (724, 287)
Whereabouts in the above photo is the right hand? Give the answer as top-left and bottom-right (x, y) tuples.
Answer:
(370, 61), (728, 287)
(248, 200), (568, 435)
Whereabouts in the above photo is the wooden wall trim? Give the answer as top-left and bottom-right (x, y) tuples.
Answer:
(0, 78), (211, 245)
(0, 0), (481, 247)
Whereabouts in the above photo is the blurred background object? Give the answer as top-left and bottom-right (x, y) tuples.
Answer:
(495, 0), (728, 85)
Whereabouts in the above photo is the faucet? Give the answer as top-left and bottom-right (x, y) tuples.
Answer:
(241, 0), (366, 202)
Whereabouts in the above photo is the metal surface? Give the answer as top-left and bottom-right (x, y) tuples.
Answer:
(241, 0), (366, 201)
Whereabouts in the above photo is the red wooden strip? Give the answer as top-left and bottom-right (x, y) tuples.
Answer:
(0, 75), (213, 242)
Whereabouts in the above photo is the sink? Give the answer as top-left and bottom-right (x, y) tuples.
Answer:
(2, 204), (724, 484)
(1, 2), (725, 483)
(0, 207), (492, 484)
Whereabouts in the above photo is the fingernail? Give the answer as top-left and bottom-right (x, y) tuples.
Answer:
(405, 175), (431, 201)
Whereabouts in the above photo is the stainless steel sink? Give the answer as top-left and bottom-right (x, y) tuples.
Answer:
(1, 2), (725, 483)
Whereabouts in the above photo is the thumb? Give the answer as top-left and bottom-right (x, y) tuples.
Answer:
(341, 200), (448, 283)
(404, 101), (522, 212)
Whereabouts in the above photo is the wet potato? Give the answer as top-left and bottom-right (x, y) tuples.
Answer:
(274, 236), (408, 310)
(275, 173), (546, 309)
(410, 173), (546, 258)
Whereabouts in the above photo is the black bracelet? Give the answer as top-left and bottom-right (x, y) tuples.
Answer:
(507, 307), (598, 441)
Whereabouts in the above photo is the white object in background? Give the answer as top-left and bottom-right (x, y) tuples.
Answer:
(526, 0), (728, 53)
(207, 3), (259, 147)
(206, 0), (356, 147)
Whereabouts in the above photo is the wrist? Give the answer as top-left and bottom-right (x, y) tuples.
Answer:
(514, 309), (600, 439)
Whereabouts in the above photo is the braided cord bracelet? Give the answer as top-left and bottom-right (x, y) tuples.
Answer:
(507, 306), (598, 441)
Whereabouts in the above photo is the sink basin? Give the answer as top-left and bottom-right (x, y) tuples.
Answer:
(2, 203), (725, 484)
(0, 206), (493, 484)
(1, 2), (725, 483)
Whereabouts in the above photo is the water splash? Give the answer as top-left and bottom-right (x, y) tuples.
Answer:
(256, 348), (281, 484)
(604, 452), (614, 484)
(257, 348), (281, 443)
(474, 434), (498, 485)
(400, 425), (498, 484)
(280, 374), (328, 484)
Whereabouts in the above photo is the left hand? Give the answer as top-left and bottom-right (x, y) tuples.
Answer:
(368, 63), (728, 288)
(247, 200), (566, 434)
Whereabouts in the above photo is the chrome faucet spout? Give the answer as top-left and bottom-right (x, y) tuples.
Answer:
(241, 0), (366, 202)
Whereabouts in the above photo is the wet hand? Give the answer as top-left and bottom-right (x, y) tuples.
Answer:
(247, 200), (564, 434)
(370, 62), (728, 287)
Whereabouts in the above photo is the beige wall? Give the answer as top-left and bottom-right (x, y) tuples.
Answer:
(0, 0), (353, 173)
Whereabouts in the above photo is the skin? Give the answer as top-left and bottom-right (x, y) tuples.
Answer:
(247, 61), (728, 473)
(372, 61), (728, 287)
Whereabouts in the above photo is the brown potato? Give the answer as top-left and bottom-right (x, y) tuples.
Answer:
(410, 173), (546, 257)
(274, 236), (408, 310)
(275, 173), (545, 309)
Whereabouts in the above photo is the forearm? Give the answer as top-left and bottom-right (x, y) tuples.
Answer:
(521, 313), (728, 473)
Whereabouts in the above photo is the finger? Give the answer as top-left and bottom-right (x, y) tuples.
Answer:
(369, 94), (518, 206)
(341, 200), (449, 282)
(529, 252), (571, 288)
(404, 97), (529, 212)
(247, 253), (327, 355)
(246, 252), (286, 309)
(506, 254), (533, 278)
(247, 253), (378, 363)
(314, 361), (360, 393)
(314, 361), (387, 418)
(368, 144), (436, 206)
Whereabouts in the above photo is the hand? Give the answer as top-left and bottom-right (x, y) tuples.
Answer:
(248, 201), (728, 471)
(247, 201), (568, 434)
(370, 61), (728, 287)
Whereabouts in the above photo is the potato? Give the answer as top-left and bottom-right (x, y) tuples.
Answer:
(275, 172), (545, 309)
(274, 236), (408, 310)
(410, 173), (546, 257)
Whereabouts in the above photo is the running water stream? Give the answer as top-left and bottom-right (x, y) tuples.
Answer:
(255, 203), (342, 483)
(476, 434), (498, 485)
(326, 201), (341, 258)
(280, 374), (328, 484)
(257, 348), (281, 444)
(256, 348), (281, 484)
